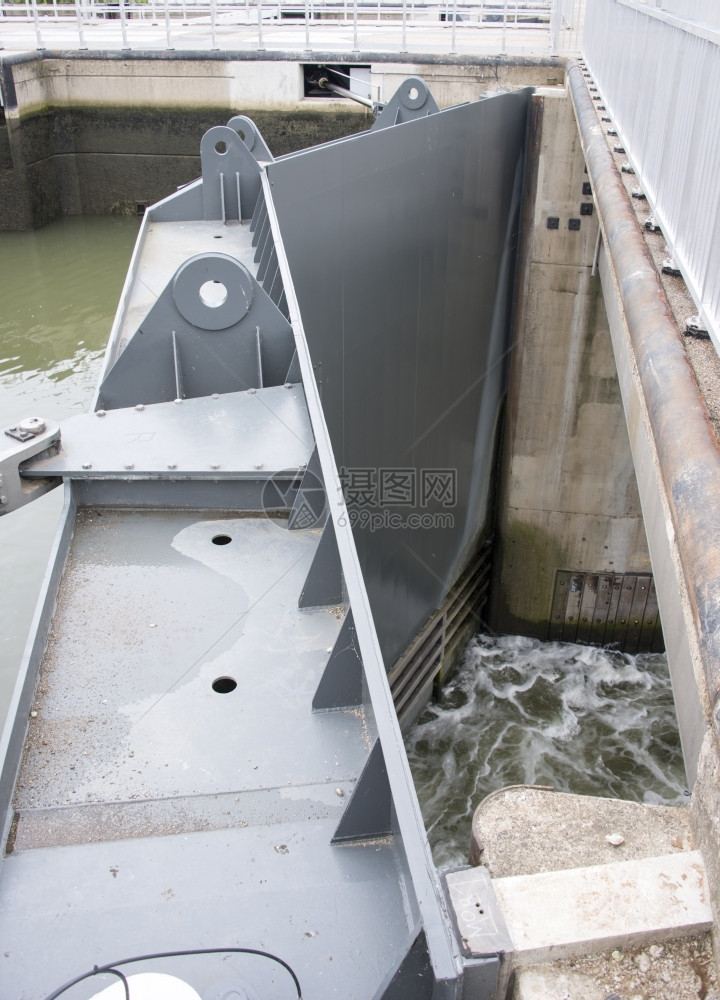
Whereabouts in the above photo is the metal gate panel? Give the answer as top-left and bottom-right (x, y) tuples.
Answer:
(268, 90), (531, 667)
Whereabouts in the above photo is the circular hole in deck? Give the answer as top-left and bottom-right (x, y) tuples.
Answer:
(212, 534), (232, 545)
(199, 280), (228, 308)
(212, 676), (237, 694)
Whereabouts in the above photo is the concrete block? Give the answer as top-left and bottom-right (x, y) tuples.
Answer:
(493, 850), (712, 966)
(470, 787), (691, 878)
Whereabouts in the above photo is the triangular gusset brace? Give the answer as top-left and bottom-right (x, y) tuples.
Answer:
(200, 125), (262, 223)
(371, 77), (439, 132)
(289, 445), (327, 531)
(285, 350), (302, 385)
(299, 518), (343, 608)
(312, 610), (363, 712)
(226, 115), (274, 164)
(372, 931), (434, 1000)
(332, 739), (392, 843)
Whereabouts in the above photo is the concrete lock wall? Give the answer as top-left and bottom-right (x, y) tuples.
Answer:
(489, 88), (654, 640)
(0, 56), (373, 229)
(0, 53), (562, 230)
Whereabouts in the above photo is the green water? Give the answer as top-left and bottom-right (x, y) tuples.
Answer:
(0, 215), (140, 729)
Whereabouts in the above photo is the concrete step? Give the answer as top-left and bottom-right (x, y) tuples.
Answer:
(452, 786), (717, 998)
(493, 850), (712, 967)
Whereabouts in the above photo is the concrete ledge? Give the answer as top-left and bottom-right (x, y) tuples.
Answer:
(494, 850), (712, 966)
(470, 786), (691, 877)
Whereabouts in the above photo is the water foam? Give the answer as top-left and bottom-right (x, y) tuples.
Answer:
(405, 634), (687, 869)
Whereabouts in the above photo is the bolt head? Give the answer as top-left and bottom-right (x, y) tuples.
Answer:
(167, 463), (177, 470)
(96, 409), (106, 417)
(210, 463), (220, 470)
(135, 404), (145, 411)
(174, 398), (183, 405)
(82, 462), (92, 470)
(124, 463), (134, 470)
(18, 416), (46, 436)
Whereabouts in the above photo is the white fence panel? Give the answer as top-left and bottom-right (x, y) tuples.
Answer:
(584, 0), (720, 347)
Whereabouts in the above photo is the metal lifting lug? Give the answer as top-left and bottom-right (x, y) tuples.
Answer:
(0, 416), (62, 515)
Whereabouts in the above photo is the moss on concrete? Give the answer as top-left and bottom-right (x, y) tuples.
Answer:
(490, 518), (567, 638)
(2, 104), (371, 230)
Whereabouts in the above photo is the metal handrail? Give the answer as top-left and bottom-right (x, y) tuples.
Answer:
(0, 0), (582, 55)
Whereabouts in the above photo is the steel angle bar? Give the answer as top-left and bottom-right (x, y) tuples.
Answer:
(0, 484), (77, 840)
(259, 169), (463, 990)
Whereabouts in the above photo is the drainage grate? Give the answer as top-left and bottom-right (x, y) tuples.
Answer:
(388, 540), (492, 731)
(548, 570), (664, 653)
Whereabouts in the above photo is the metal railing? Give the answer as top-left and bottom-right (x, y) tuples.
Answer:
(0, 0), (585, 55)
(583, 0), (720, 350)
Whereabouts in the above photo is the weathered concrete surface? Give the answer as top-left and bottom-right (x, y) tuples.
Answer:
(0, 103), (370, 229)
(494, 850), (712, 965)
(470, 786), (691, 876)
(2, 53), (561, 117)
(469, 787), (715, 996)
(513, 937), (719, 1000)
(490, 88), (651, 638)
(9, 56), (310, 114)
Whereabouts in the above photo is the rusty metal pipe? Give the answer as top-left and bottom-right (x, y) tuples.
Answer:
(568, 62), (720, 743)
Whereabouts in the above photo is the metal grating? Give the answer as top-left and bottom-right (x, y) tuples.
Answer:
(388, 541), (492, 730)
(548, 570), (664, 653)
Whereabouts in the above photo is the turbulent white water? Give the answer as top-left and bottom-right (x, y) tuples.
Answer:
(405, 633), (687, 869)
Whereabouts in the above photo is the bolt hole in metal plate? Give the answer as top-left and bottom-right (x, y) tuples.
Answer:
(172, 254), (253, 331)
(199, 280), (228, 308)
(212, 676), (238, 694)
(212, 534), (232, 545)
(215, 140), (228, 154)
